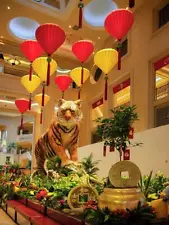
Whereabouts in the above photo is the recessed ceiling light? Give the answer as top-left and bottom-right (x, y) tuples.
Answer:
(0, 36), (3, 38)
(69, 25), (72, 28)
(98, 37), (100, 39)
(7, 6), (10, 10)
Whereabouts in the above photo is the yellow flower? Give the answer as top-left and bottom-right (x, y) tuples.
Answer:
(148, 193), (158, 200)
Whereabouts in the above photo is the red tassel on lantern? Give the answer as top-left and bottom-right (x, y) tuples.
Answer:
(104, 75), (108, 101)
(29, 94), (32, 110)
(78, 88), (81, 99)
(40, 109), (43, 124)
(42, 84), (45, 107)
(123, 149), (130, 160)
(117, 41), (122, 70)
(129, 0), (135, 8)
(78, 0), (84, 28)
(62, 91), (64, 99)
(47, 57), (51, 86)
(29, 64), (33, 81)
(103, 145), (106, 157)
(81, 66), (84, 85)
(20, 114), (23, 130)
(110, 145), (115, 152)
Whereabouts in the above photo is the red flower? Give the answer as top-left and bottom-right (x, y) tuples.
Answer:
(59, 199), (65, 205)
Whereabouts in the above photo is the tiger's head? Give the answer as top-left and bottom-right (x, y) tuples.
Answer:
(57, 99), (83, 128)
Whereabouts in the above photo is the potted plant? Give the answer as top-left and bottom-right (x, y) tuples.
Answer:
(96, 105), (140, 160)
(7, 142), (17, 154)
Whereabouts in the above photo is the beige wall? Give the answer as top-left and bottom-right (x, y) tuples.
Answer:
(1, 0), (169, 149)
(78, 124), (169, 177)
(79, 0), (169, 146)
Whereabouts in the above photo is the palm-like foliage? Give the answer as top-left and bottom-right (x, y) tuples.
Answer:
(81, 154), (100, 176)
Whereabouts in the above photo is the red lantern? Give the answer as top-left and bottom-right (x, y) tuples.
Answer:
(15, 99), (29, 130)
(72, 40), (94, 98)
(36, 24), (66, 86)
(72, 40), (94, 63)
(21, 40), (43, 81)
(54, 75), (72, 98)
(104, 9), (134, 70)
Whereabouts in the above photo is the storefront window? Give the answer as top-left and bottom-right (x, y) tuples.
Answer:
(113, 79), (130, 109)
(154, 55), (169, 100)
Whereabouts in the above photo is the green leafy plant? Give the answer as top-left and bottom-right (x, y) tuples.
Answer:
(96, 105), (140, 159)
(81, 153), (100, 177)
(84, 202), (156, 225)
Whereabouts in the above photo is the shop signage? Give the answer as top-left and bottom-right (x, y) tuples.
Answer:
(92, 98), (103, 109)
(113, 79), (130, 94)
(154, 55), (169, 71)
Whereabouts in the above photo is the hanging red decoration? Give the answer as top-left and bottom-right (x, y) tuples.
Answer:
(123, 149), (130, 160)
(128, 126), (134, 139)
(54, 75), (72, 98)
(78, 0), (84, 28)
(103, 145), (106, 157)
(104, 9), (134, 70)
(36, 23), (66, 86)
(72, 40), (94, 88)
(129, 0), (135, 8)
(15, 99), (29, 130)
(72, 40), (94, 63)
(20, 40), (43, 81)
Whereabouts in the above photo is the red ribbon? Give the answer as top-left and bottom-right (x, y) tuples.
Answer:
(42, 84), (45, 107)
(29, 94), (31, 110)
(103, 145), (106, 157)
(40, 109), (43, 124)
(29, 64), (33, 81)
(104, 76), (108, 101)
(78, 88), (81, 99)
(47, 57), (51, 86)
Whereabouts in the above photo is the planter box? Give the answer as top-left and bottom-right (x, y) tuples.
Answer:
(27, 199), (45, 214)
(47, 207), (85, 225)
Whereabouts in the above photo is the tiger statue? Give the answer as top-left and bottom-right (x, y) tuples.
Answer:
(34, 99), (83, 174)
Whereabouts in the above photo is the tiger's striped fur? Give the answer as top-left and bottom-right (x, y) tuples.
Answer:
(34, 99), (82, 174)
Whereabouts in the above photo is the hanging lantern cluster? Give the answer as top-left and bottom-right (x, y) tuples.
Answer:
(18, 23), (66, 124)
(71, 40), (94, 99)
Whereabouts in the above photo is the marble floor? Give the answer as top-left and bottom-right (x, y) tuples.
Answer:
(0, 208), (29, 225)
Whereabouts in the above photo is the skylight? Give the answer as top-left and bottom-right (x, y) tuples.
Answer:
(83, 0), (118, 27)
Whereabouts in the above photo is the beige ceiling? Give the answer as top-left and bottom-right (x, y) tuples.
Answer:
(0, 0), (144, 67)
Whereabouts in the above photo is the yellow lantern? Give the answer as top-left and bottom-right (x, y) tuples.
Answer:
(70, 67), (90, 99)
(34, 93), (50, 124)
(32, 57), (57, 83)
(21, 75), (41, 110)
(94, 48), (118, 100)
(32, 57), (57, 107)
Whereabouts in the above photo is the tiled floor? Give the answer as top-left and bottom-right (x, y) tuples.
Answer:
(0, 208), (16, 225)
(0, 208), (29, 225)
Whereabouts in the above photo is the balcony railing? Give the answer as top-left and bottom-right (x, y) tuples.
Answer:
(156, 83), (169, 100)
